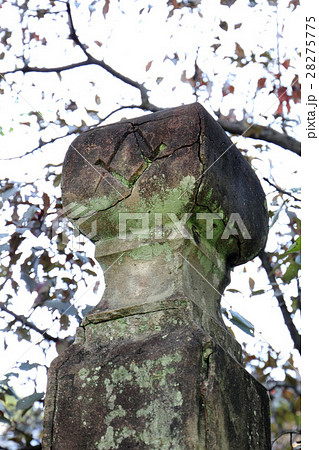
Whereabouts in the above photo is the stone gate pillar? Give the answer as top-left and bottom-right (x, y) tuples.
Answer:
(43, 103), (270, 449)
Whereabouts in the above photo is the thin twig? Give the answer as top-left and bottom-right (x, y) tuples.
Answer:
(0, 303), (59, 343)
(0, 1), (301, 158)
(65, 1), (159, 112)
(0, 132), (79, 161)
(263, 177), (301, 202)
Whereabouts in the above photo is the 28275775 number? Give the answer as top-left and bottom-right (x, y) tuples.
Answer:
(306, 17), (316, 79)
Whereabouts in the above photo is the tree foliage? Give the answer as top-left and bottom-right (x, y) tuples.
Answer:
(0, 0), (300, 448)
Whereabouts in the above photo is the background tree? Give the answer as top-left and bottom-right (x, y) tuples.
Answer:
(0, 0), (300, 448)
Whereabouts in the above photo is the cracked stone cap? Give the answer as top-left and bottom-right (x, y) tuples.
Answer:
(62, 103), (268, 266)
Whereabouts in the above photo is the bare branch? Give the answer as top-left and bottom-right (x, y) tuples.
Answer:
(263, 177), (301, 202)
(1, 2), (301, 155)
(0, 303), (59, 343)
(1, 1), (160, 113)
(0, 4), (300, 155)
(65, 1), (160, 112)
(0, 61), (89, 77)
(0, 105), (151, 161)
(66, 1), (88, 56)
(0, 132), (80, 161)
(94, 104), (158, 125)
(259, 251), (301, 354)
(1, 3), (300, 155)
(217, 118), (301, 156)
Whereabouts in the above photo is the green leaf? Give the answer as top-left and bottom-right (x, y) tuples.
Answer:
(282, 261), (300, 284)
(286, 236), (301, 254)
(251, 289), (265, 296)
(0, 415), (11, 425)
(226, 288), (241, 294)
(16, 392), (44, 410)
(21, 272), (37, 293)
(83, 269), (97, 276)
(16, 327), (31, 342)
(19, 362), (39, 371)
(44, 162), (63, 169)
(221, 0), (236, 6)
(59, 314), (70, 331)
(45, 299), (78, 317)
(277, 237), (301, 260)
(228, 310), (254, 336)
(53, 173), (62, 187)
(1, 186), (18, 202)
(81, 304), (94, 318)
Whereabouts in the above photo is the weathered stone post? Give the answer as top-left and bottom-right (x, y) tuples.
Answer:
(43, 103), (270, 449)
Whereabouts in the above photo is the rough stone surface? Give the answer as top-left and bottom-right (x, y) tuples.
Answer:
(62, 103), (268, 265)
(61, 103), (268, 317)
(43, 300), (270, 449)
(43, 104), (270, 449)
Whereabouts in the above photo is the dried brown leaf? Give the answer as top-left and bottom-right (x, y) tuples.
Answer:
(235, 42), (245, 59)
(103, 0), (110, 17)
(257, 77), (266, 90)
(145, 60), (153, 72)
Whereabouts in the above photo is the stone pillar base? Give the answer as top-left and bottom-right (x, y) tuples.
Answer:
(43, 299), (270, 449)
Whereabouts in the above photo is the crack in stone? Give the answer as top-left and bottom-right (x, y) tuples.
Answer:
(83, 301), (188, 326)
(93, 159), (108, 194)
(128, 112), (180, 128)
(72, 114), (242, 264)
(153, 139), (199, 161)
(50, 352), (74, 445)
(105, 129), (133, 169)
(132, 128), (153, 160)
(192, 112), (242, 265)
(81, 324), (86, 343)
(85, 128), (203, 217)
(50, 370), (58, 444)
(193, 111), (205, 212)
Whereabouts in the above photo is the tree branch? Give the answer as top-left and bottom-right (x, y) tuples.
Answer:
(0, 131), (82, 161)
(1, 2), (301, 156)
(263, 177), (301, 202)
(0, 105), (150, 161)
(1, 2), (160, 113)
(65, 1), (160, 112)
(217, 118), (301, 156)
(0, 303), (59, 343)
(259, 251), (301, 354)
(93, 104), (160, 125)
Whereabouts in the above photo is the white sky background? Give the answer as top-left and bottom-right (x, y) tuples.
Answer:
(0, 0), (302, 414)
